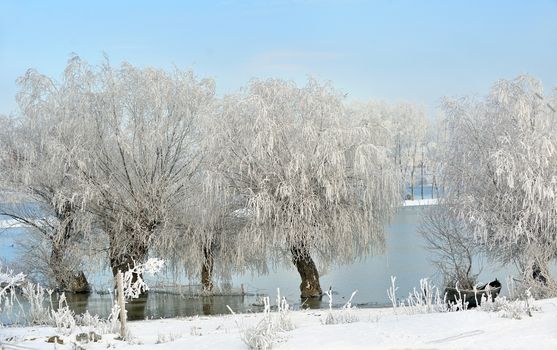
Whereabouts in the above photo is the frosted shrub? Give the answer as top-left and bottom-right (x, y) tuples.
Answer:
(322, 289), (359, 325)
(2, 267), (75, 328)
(228, 289), (293, 350)
(156, 332), (182, 343)
(65, 302), (121, 337)
(101, 303), (121, 334)
(21, 283), (51, 325)
(75, 311), (103, 330)
(445, 282), (468, 312)
(388, 276), (449, 315)
(1, 265), (122, 334)
(240, 300), (277, 350)
(0, 266), (26, 325)
(401, 278), (448, 314)
(479, 289), (539, 320)
(274, 290), (294, 332)
(387, 276), (399, 313)
(50, 293), (76, 332)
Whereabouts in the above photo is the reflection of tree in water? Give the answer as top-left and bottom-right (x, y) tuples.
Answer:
(55, 290), (299, 320)
(59, 292), (90, 315)
(126, 296), (148, 321)
(202, 296), (213, 315)
(301, 296), (323, 310)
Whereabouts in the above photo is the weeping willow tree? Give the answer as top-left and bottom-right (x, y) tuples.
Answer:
(71, 59), (215, 283)
(351, 100), (428, 199)
(160, 181), (249, 292)
(208, 79), (399, 298)
(443, 75), (557, 295)
(0, 58), (96, 292)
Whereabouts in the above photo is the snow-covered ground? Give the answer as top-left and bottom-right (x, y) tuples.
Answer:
(403, 198), (438, 207)
(2, 297), (556, 349)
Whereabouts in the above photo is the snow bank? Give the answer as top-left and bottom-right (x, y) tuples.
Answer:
(2, 298), (556, 349)
(403, 198), (438, 207)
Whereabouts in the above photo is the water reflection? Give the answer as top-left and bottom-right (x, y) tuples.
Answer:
(63, 293), (90, 315)
(2, 205), (538, 324)
(300, 296), (323, 309)
(126, 297), (147, 320)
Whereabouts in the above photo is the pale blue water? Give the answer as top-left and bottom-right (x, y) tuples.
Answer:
(0, 205), (519, 322)
(231, 205), (515, 307)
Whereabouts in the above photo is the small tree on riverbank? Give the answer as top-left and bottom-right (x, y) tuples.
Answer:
(420, 203), (481, 290)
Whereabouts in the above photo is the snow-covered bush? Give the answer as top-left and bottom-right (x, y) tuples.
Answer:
(0, 265), (26, 324)
(322, 289), (359, 325)
(387, 276), (399, 313)
(74, 305), (120, 335)
(156, 332), (183, 343)
(479, 289), (539, 319)
(444, 282), (469, 312)
(228, 289), (293, 350)
(388, 276), (449, 315)
(402, 278), (448, 314)
(1, 264), (124, 336)
(50, 293), (76, 332)
(21, 283), (51, 324)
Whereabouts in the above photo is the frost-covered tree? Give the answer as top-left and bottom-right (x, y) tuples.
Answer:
(351, 100), (428, 199)
(74, 59), (215, 282)
(209, 79), (399, 298)
(393, 103), (428, 200)
(420, 204), (481, 289)
(161, 184), (248, 292)
(443, 75), (557, 294)
(422, 112), (447, 199)
(4, 56), (219, 291)
(0, 59), (96, 292)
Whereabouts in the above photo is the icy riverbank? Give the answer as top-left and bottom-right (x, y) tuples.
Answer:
(2, 297), (556, 349)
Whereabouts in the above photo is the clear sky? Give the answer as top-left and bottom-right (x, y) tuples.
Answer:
(1, 0), (556, 115)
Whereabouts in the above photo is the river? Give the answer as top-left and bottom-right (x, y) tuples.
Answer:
(0, 204), (518, 322)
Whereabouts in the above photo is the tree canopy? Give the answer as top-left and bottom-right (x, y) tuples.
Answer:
(442, 75), (557, 293)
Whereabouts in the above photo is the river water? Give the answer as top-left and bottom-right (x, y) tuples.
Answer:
(0, 204), (518, 322)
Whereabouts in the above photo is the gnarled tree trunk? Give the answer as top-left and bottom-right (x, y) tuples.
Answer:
(201, 245), (214, 292)
(50, 203), (90, 293)
(49, 244), (90, 293)
(291, 245), (322, 298)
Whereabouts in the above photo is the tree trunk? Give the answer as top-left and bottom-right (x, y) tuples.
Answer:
(201, 246), (214, 292)
(109, 233), (149, 296)
(49, 245), (90, 293)
(410, 147), (416, 200)
(420, 147), (424, 200)
(48, 202), (90, 293)
(432, 174), (436, 199)
(291, 245), (322, 298)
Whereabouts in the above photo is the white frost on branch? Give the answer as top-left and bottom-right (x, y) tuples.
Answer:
(122, 258), (165, 300)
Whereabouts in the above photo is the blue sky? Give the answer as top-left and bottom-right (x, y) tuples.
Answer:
(1, 0), (556, 115)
